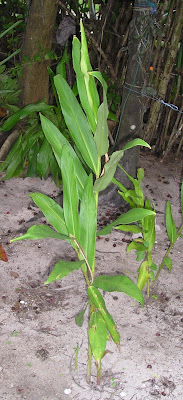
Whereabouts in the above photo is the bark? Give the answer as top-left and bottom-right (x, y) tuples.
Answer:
(20, 0), (57, 106)
(0, 130), (19, 161)
(143, 0), (183, 143)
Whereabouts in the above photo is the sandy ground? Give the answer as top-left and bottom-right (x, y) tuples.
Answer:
(0, 151), (183, 400)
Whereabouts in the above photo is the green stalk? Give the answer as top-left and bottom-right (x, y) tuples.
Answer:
(97, 360), (101, 385)
(153, 224), (183, 287)
(87, 332), (92, 383)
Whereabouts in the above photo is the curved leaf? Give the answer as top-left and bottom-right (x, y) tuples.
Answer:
(93, 275), (144, 306)
(165, 201), (178, 244)
(10, 225), (69, 243)
(122, 138), (151, 151)
(45, 260), (85, 284)
(97, 208), (155, 236)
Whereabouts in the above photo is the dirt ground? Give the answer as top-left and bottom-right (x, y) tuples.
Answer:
(0, 151), (183, 400)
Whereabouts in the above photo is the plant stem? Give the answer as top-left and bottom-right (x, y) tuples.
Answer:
(152, 224), (183, 287)
(97, 360), (101, 385)
(87, 341), (92, 383)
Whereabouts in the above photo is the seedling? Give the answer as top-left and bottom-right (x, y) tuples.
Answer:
(98, 166), (183, 295)
(10, 22), (154, 383)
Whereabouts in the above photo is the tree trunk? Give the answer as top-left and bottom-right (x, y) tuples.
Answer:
(20, 0), (57, 106)
(99, 4), (153, 207)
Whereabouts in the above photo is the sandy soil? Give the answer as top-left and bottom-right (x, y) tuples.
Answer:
(0, 152), (183, 400)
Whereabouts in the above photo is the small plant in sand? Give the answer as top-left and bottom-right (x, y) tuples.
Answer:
(11, 22), (154, 383)
(98, 167), (183, 296)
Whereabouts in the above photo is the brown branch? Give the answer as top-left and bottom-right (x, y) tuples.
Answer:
(0, 130), (20, 162)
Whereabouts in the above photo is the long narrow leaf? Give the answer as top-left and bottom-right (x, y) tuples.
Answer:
(40, 114), (88, 196)
(122, 138), (151, 151)
(37, 138), (52, 178)
(97, 208), (155, 236)
(10, 225), (69, 243)
(94, 150), (124, 193)
(54, 74), (98, 173)
(93, 275), (144, 306)
(29, 193), (68, 236)
(79, 174), (97, 269)
(165, 201), (178, 244)
(45, 260), (85, 284)
(72, 37), (96, 132)
(89, 311), (107, 362)
(61, 146), (79, 239)
(1, 102), (52, 131)
(80, 21), (99, 120)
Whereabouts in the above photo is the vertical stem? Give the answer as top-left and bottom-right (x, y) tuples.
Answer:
(87, 341), (92, 383)
(97, 360), (101, 385)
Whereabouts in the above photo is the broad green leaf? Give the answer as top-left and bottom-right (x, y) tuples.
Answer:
(40, 114), (88, 196)
(1, 102), (52, 131)
(54, 74), (98, 173)
(114, 224), (142, 233)
(165, 201), (178, 244)
(181, 180), (183, 217)
(88, 286), (120, 344)
(45, 260), (85, 284)
(137, 261), (149, 291)
(127, 241), (147, 254)
(94, 97), (109, 157)
(122, 138), (151, 151)
(89, 311), (107, 362)
(150, 263), (157, 271)
(3, 144), (22, 179)
(94, 150), (124, 193)
(61, 146), (79, 239)
(72, 37), (96, 132)
(93, 275), (144, 306)
(80, 21), (99, 120)
(97, 208), (155, 236)
(10, 225), (69, 243)
(29, 193), (68, 236)
(79, 174), (97, 268)
(164, 256), (172, 272)
(37, 138), (52, 178)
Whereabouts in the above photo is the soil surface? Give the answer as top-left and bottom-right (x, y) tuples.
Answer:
(0, 152), (183, 400)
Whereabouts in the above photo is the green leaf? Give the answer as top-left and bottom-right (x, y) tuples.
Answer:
(164, 256), (172, 272)
(137, 261), (149, 291)
(10, 225), (69, 243)
(72, 37), (96, 132)
(29, 193), (68, 236)
(122, 138), (151, 151)
(143, 198), (155, 251)
(88, 286), (120, 344)
(137, 168), (144, 184)
(75, 306), (87, 327)
(3, 137), (23, 179)
(40, 114), (87, 196)
(56, 46), (70, 78)
(94, 150), (124, 193)
(45, 260), (85, 284)
(165, 201), (178, 244)
(89, 311), (107, 362)
(61, 146), (79, 239)
(89, 71), (107, 94)
(93, 275), (144, 306)
(1, 102), (52, 131)
(94, 101), (109, 157)
(114, 224), (142, 233)
(127, 241), (147, 254)
(80, 21), (99, 120)
(150, 262), (158, 271)
(37, 138), (52, 178)
(79, 174), (97, 268)
(97, 208), (155, 236)
(54, 74), (98, 173)
(0, 20), (23, 39)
